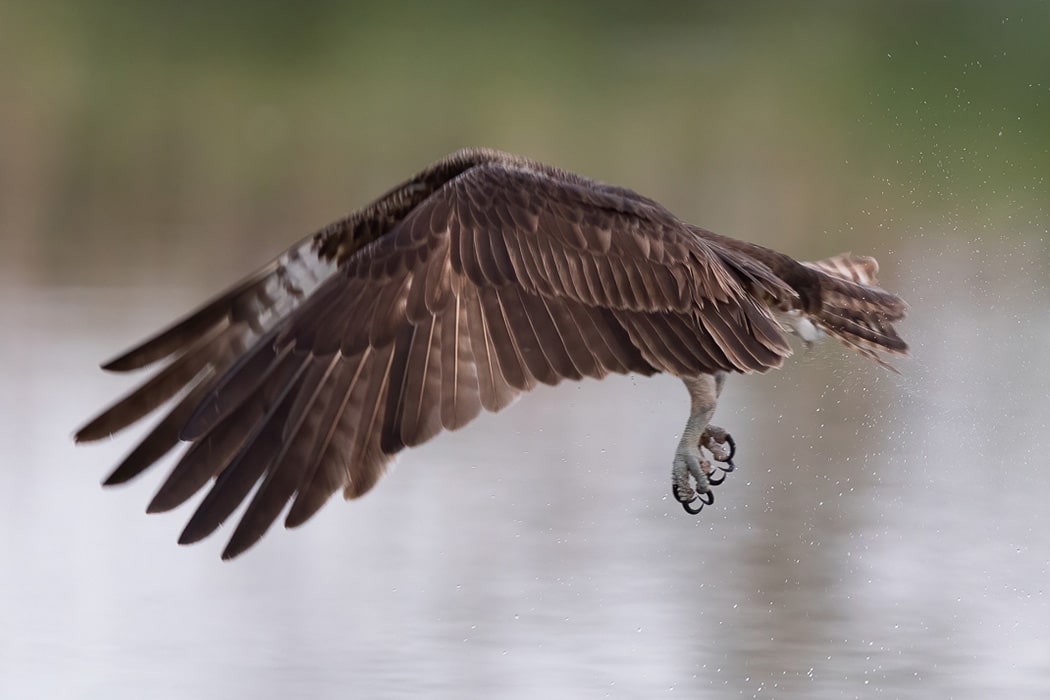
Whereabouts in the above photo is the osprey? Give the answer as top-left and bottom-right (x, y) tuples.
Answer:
(76, 148), (908, 559)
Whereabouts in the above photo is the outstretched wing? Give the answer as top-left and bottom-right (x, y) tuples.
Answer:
(75, 235), (336, 483)
(77, 154), (793, 558)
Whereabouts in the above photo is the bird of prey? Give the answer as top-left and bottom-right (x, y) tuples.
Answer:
(75, 148), (908, 559)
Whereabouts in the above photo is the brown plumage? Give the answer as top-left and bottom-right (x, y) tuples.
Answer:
(75, 148), (908, 559)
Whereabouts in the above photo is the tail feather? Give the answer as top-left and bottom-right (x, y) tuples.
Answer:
(805, 252), (880, 286)
(801, 253), (909, 371)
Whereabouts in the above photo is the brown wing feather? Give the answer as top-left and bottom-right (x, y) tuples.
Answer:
(221, 354), (341, 559)
(102, 374), (214, 486)
(177, 353), (311, 546)
(344, 343), (397, 498)
(77, 323), (229, 441)
(284, 349), (373, 527)
(439, 291), (484, 430)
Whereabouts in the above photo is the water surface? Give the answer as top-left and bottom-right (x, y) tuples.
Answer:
(2, 237), (1048, 699)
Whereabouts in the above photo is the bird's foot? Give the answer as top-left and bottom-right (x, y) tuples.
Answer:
(699, 425), (735, 486)
(671, 426), (736, 514)
(671, 447), (715, 515)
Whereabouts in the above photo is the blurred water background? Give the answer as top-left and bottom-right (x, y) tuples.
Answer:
(2, 2), (1049, 698)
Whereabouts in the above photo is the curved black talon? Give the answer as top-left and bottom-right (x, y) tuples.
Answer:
(707, 470), (726, 486)
(672, 485), (714, 514)
(681, 499), (704, 515)
(722, 434), (736, 462)
(708, 434), (736, 473)
(673, 484), (708, 514)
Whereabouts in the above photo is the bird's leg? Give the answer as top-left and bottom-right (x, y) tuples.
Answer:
(671, 373), (734, 513)
(698, 372), (735, 485)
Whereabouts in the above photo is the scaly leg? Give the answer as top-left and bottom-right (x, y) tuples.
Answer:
(671, 372), (736, 514)
(699, 371), (736, 485)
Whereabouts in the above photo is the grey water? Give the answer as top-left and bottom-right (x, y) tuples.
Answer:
(2, 236), (1049, 699)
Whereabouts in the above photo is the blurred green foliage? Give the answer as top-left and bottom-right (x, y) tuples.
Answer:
(1, 1), (1047, 283)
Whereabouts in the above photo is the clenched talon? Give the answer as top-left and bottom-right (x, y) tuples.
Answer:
(681, 499), (704, 515)
(672, 484), (714, 515)
(700, 428), (736, 482)
(717, 434), (736, 466)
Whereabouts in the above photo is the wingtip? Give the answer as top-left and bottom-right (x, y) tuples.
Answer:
(74, 423), (109, 444)
(283, 508), (309, 530)
(101, 471), (127, 487)
(220, 521), (268, 560)
(220, 542), (246, 561)
(175, 532), (241, 562)
(100, 357), (130, 373)
(177, 522), (210, 547)
(100, 348), (157, 373)
(145, 495), (170, 514)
